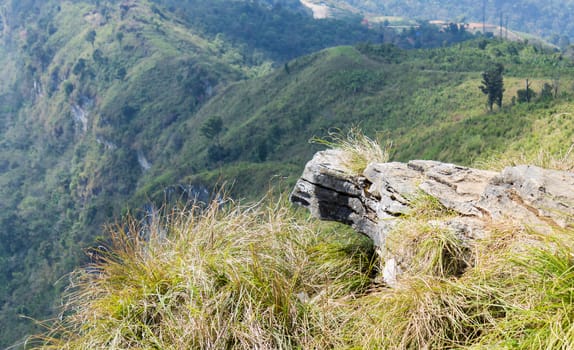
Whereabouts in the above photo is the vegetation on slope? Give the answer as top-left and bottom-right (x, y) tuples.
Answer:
(150, 0), (379, 61)
(2, 0), (574, 347)
(168, 38), (574, 198)
(30, 198), (376, 349)
(0, 0), (255, 344)
(0, 0), (382, 346)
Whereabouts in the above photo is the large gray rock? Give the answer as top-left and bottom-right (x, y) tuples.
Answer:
(290, 150), (574, 284)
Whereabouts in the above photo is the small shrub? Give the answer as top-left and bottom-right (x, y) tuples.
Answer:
(516, 88), (536, 103)
(539, 82), (554, 101)
(63, 81), (74, 96)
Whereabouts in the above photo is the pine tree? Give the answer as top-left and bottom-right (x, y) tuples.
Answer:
(479, 63), (504, 111)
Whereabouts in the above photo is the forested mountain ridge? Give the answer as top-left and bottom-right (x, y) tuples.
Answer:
(303, 0), (574, 47)
(1, 0), (574, 348)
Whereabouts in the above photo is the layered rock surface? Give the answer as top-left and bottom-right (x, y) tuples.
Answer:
(291, 149), (574, 284)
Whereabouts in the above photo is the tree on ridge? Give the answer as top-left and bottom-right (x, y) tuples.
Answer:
(479, 63), (504, 111)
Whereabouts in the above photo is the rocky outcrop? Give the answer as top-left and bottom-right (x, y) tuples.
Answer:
(291, 149), (574, 284)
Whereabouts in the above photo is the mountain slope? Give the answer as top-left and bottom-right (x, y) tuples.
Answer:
(0, 0), (383, 346)
(0, 1), (252, 345)
(158, 39), (573, 199)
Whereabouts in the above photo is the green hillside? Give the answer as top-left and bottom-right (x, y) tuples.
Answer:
(0, 0), (381, 346)
(163, 39), (574, 198)
(28, 188), (574, 349)
(1, 0), (574, 348)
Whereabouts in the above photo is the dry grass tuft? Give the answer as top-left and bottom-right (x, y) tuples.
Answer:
(28, 198), (375, 349)
(384, 192), (470, 278)
(311, 127), (391, 174)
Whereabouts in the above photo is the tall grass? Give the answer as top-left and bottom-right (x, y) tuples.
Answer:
(311, 127), (391, 175)
(29, 163), (574, 348)
(343, 275), (491, 349)
(384, 192), (470, 278)
(29, 198), (375, 349)
(476, 141), (574, 171)
(470, 232), (574, 349)
(339, 225), (574, 349)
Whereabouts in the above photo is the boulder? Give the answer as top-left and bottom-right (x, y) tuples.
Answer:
(291, 150), (574, 285)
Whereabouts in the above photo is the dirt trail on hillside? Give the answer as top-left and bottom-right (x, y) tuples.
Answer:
(300, 0), (330, 19)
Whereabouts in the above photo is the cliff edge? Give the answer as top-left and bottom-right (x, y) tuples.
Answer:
(291, 149), (574, 285)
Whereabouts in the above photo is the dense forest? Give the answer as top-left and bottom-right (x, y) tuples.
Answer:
(1, 0), (574, 348)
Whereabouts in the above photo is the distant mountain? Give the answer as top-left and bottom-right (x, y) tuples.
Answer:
(301, 0), (574, 47)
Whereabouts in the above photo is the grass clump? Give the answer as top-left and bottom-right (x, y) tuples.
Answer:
(385, 192), (469, 278)
(29, 198), (375, 349)
(385, 222), (470, 278)
(470, 233), (574, 349)
(345, 225), (574, 349)
(345, 276), (488, 349)
(312, 127), (391, 175)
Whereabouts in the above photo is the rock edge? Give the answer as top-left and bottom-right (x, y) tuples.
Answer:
(290, 150), (574, 284)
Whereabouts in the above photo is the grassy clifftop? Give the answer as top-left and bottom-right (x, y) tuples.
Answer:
(30, 170), (574, 349)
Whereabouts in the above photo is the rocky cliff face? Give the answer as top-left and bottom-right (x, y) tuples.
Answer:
(291, 149), (574, 285)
